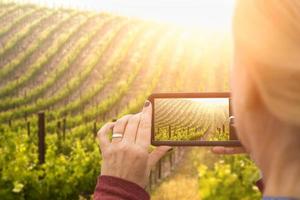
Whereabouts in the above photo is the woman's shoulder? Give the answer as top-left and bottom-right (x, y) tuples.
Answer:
(263, 197), (299, 200)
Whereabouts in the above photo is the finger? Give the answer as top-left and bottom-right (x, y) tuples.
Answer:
(136, 100), (152, 147)
(228, 147), (247, 154)
(123, 113), (141, 143)
(112, 115), (132, 143)
(211, 146), (227, 154)
(97, 122), (115, 150)
(211, 146), (246, 155)
(148, 146), (171, 169)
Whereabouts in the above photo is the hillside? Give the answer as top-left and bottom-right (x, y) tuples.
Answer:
(0, 2), (261, 200)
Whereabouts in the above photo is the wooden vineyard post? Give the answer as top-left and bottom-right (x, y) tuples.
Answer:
(24, 111), (27, 122)
(56, 121), (62, 150)
(57, 121), (61, 139)
(168, 125), (171, 139)
(38, 112), (46, 165)
(93, 121), (97, 137)
(222, 124), (225, 133)
(27, 121), (30, 136)
(62, 118), (66, 140)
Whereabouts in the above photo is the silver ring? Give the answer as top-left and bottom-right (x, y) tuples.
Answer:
(229, 116), (235, 126)
(112, 133), (123, 139)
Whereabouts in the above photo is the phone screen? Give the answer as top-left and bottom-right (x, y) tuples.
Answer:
(150, 93), (240, 146)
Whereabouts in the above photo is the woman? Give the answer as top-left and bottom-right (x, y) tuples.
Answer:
(94, 0), (300, 199)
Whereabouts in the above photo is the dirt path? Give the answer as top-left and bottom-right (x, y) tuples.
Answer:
(151, 147), (218, 200)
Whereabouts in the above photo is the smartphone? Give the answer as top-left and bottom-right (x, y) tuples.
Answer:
(148, 92), (241, 146)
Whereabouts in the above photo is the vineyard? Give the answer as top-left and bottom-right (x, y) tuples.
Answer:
(154, 98), (229, 141)
(0, 2), (261, 200)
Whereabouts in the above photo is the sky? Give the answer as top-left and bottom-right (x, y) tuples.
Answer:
(11, 0), (235, 30)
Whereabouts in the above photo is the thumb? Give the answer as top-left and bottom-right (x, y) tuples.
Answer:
(148, 146), (172, 169)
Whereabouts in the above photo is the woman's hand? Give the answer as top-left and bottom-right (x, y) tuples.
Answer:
(97, 101), (171, 188)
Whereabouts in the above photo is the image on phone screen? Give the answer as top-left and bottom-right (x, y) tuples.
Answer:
(154, 98), (229, 141)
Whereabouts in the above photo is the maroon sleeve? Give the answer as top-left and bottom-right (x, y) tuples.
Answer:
(256, 178), (264, 193)
(93, 175), (150, 200)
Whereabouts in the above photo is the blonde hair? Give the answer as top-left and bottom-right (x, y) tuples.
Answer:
(233, 0), (300, 126)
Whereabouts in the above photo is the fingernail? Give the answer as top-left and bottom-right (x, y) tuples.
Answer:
(144, 100), (150, 107)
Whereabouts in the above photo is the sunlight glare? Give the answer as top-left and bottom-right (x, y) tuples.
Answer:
(20, 0), (235, 31)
